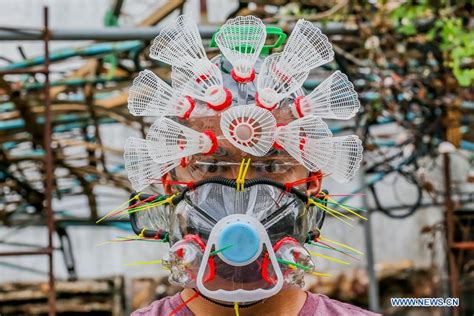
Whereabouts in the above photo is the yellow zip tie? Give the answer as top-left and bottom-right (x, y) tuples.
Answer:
(124, 259), (162, 266)
(308, 199), (353, 227)
(96, 192), (140, 223)
(286, 264), (332, 277)
(234, 302), (240, 316)
(236, 158), (251, 191)
(139, 228), (145, 238)
(308, 251), (350, 265)
(321, 192), (368, 221)
(125, 194), (176, 216)
(320, 236), (364, 255)
(308, 271), (332, 277)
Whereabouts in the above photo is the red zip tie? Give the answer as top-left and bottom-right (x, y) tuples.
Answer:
(206, 88), (232, 111)
(284, 175), (321, 192)
(149, 178), (196, 190)
(184, 234), (215, 282)
(168, 290), (199, 316)
(261, 237), (298, 284)
(231, 68), (256, 83)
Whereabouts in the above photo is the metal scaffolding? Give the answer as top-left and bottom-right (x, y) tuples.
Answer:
(0, 7), (56, 316)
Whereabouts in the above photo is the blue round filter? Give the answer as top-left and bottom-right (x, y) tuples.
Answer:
(217, 222), (261, 265)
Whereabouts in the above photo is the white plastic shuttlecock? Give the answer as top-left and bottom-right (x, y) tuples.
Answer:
(172, 59), (232, 111)
(215, 15), (266, 83)
(275, 116), (363, 182)
(124, 137), (179, 192)
(256, 53), (309, 110)
(128, 70), (195, 119)
(281, 19), (334, 72)
(274, 115), (332, 154)
(307, 135), (363, 183)
(220, 104), (277, 156)
(149, 15), (207, 67)
(293, 71), (360, 119)
(146, 118), (218, 164)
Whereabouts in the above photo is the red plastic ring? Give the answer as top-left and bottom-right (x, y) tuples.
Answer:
(255, 93), (277, 111)
(272, 123), (286, 151)
(202, 130), (218, 155)
(294, 96), (305, 118)
(231, 69), (256, 83)
(178, 96), (196, 120)
(206, 88), (232, 111)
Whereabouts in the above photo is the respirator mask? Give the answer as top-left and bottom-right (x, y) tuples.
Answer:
(129, 177), (326, 303)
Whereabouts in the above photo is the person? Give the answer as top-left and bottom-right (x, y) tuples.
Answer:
(128, 117), (379, 316)
(123, 14), (377, 316)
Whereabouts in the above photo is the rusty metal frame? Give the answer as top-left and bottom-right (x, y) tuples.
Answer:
(0, 7), (56, 316)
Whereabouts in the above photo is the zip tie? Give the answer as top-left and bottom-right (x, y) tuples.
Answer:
(139, 228), (145, 238)
(319, 236), (364, 255)
(169, 290), (199, 316)
(308, 251), (350, 265)
(236, 158), (251, 191)
(307, 199), (353, 227)
(210, 244), (234, 256)
(234, 302), (240, 316)
(96, 192), (140, 223)
(124, 259), (162, 266)
(320, 192), (368, 221)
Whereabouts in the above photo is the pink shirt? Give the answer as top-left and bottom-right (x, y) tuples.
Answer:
(132, 292), (381, 316)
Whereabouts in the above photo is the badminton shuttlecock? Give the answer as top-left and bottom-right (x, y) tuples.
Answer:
(146, 118), (218, 164)
(275, 116), (363, 182)
(307, 135), (363, 183)
(293, 71), (360, 119)
(281, 19), (334, 72)
(220, 104), (277, 156)
(124, 137), (179, 191)
(128, 70), (196, 119)
(274, 116), (332, 154)
(256, 53), (309, 110)
(215, 16), (266, 83)
(172, 59), (232, 111)
(150, 15), (207, 67)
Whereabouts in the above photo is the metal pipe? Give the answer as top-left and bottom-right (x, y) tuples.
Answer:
(42, 7), (56, 316)
(443, 153), (460, 316)
(360, 170), (381, 312)
(0, 22), (356, 41)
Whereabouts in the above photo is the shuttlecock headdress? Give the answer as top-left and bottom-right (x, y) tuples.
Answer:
(125, 15), (362, 191)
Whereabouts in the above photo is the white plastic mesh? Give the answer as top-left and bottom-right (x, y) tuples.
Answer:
(256, 53), (309, 108)
(281, 19), (334, 72)
(215, 16), (266, 79)
(149, 15), (207, 67)
(220, 104), (276, 156)
(124, 137), (179, 191)
(306, 135), (363, 183)
(171, 59), (226, 105)
(128, 70), (191, 117)
(275, 115), (332, 169)
(146, 118), (213, 163)
(298, 71), (360, 119)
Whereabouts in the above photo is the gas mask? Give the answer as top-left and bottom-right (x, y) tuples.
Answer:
(129, 177), (326, 303)
(115, 13), (364, 307)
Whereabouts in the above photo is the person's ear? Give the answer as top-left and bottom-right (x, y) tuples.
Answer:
(161, 174), (173, 195)
(306, 171), (323, 197)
